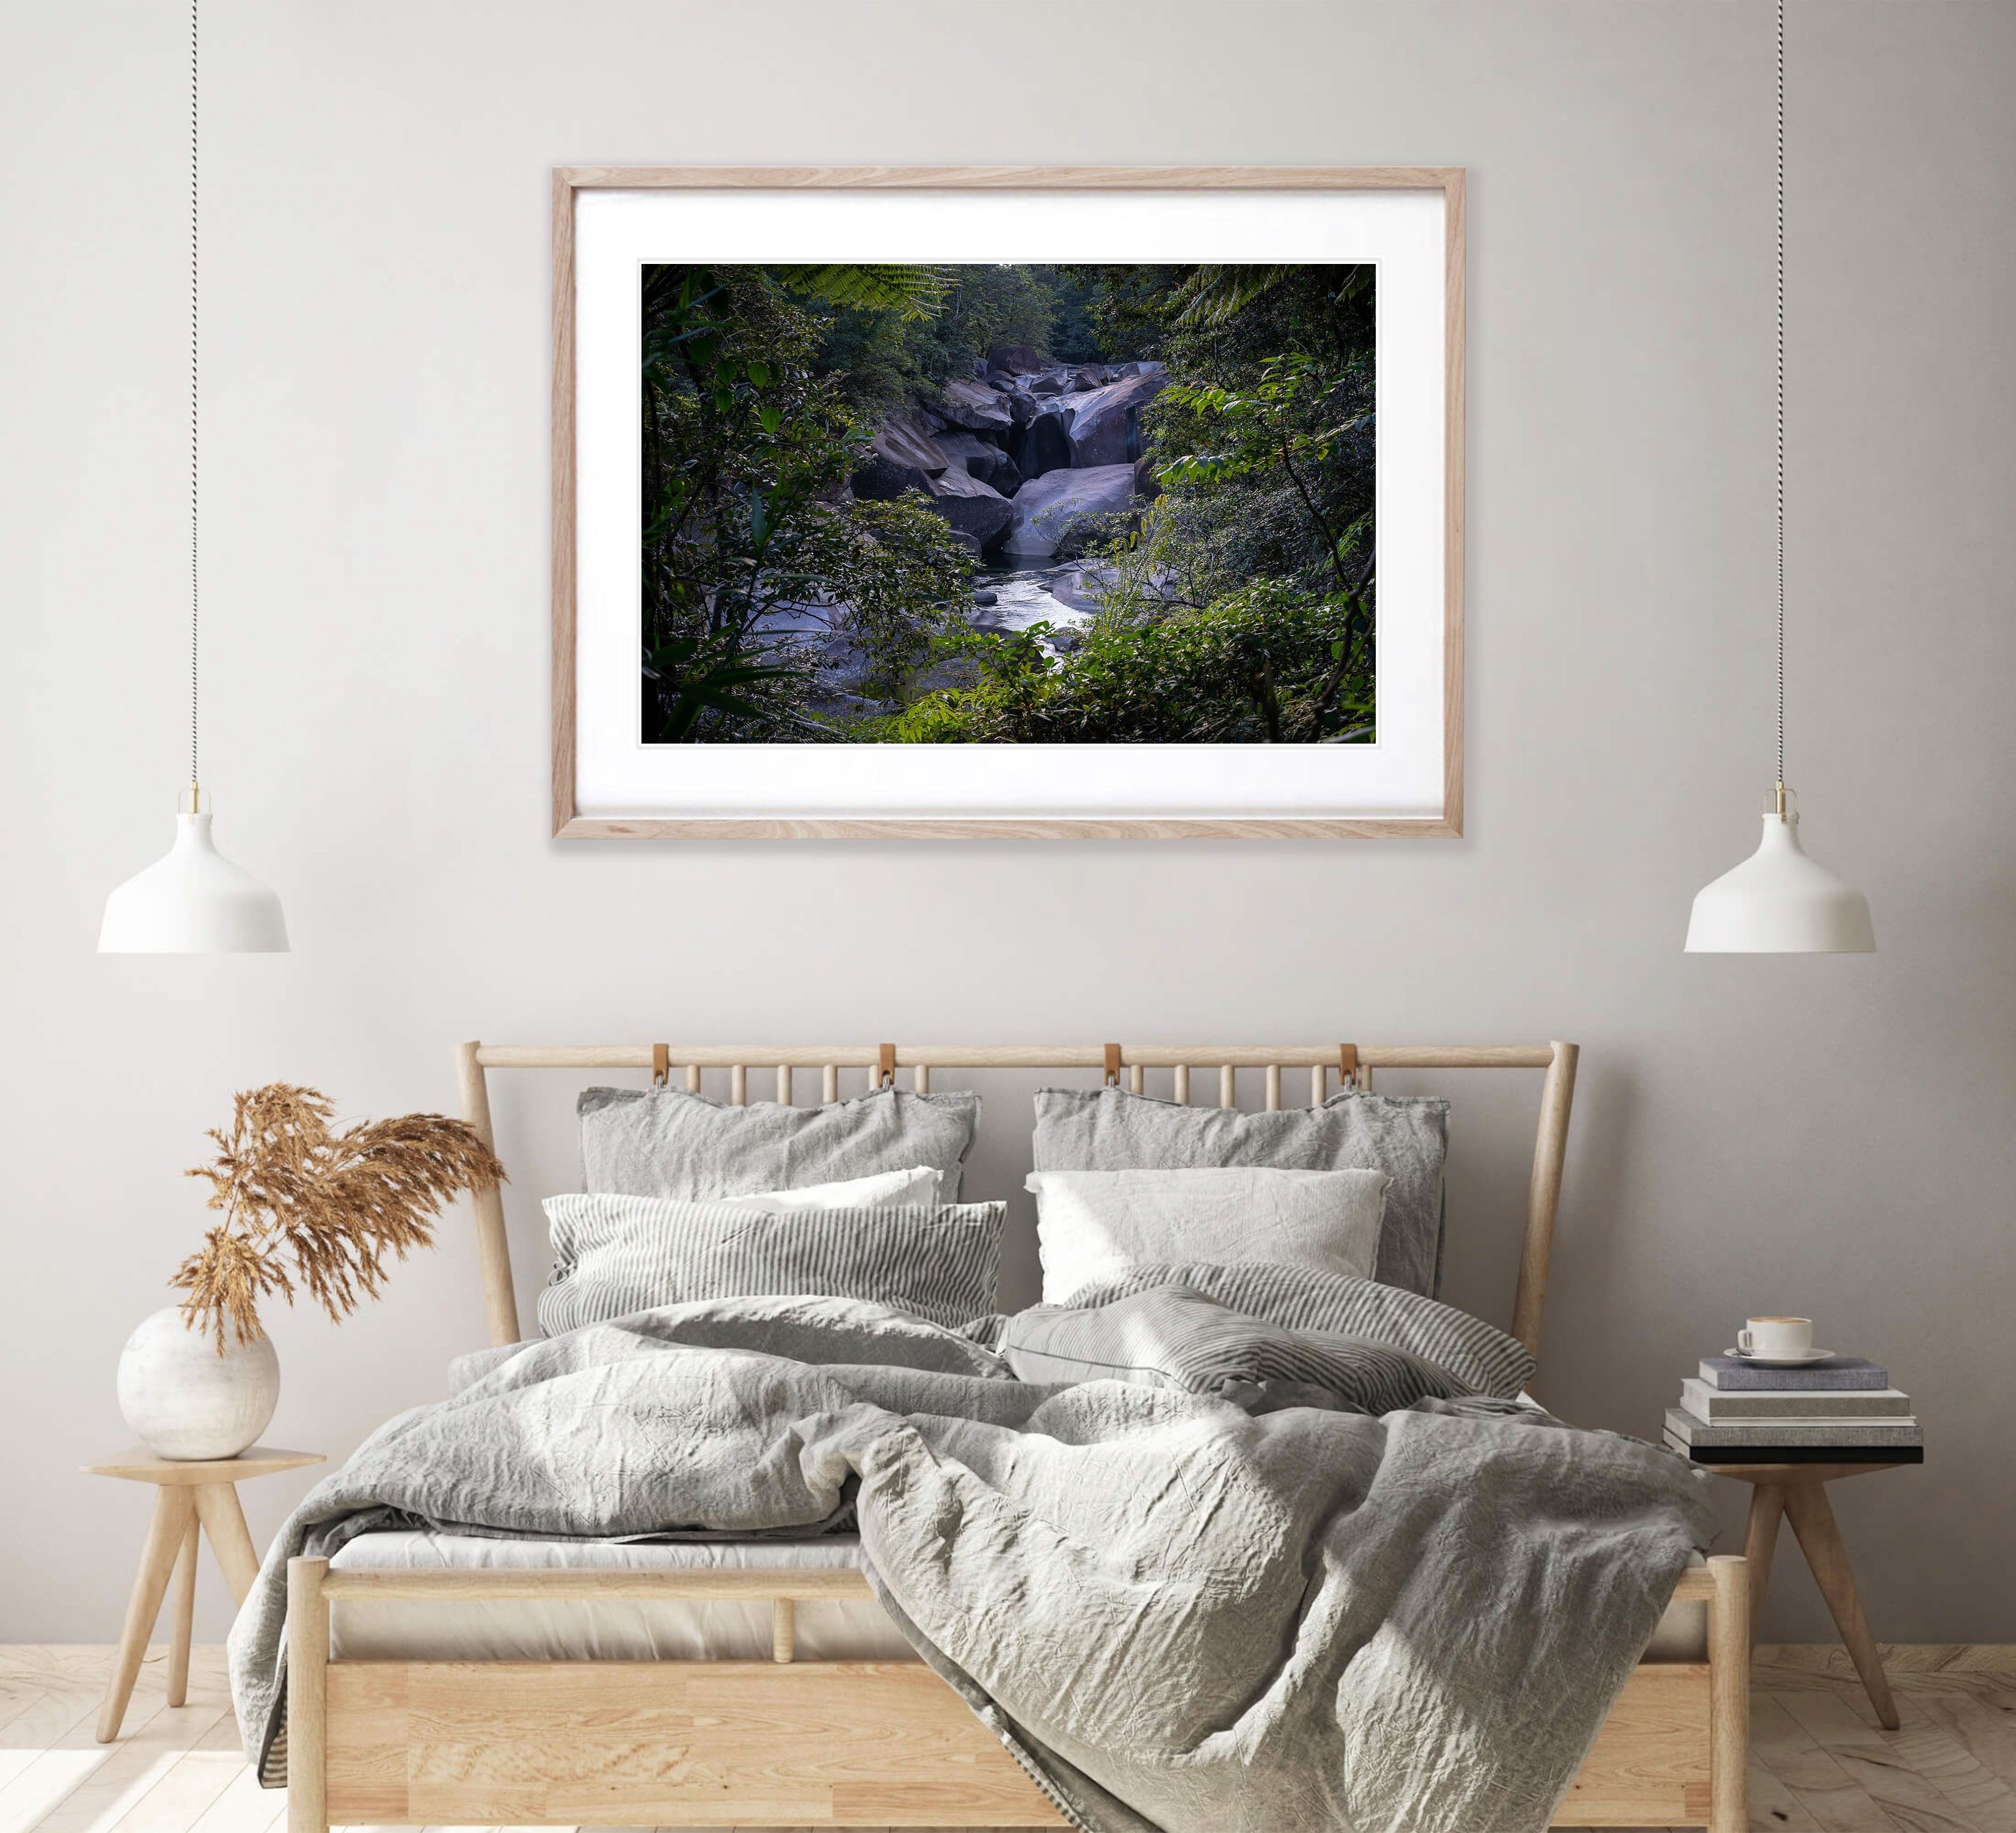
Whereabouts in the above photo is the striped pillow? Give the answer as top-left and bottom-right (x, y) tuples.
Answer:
(539, 1194), (1004, 1336)
(1046, 1261), (1535, 1400)
(996, 1285), (1480, 1416)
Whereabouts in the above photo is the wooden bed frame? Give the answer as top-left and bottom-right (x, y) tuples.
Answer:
(285, 1041), (1748, 1832)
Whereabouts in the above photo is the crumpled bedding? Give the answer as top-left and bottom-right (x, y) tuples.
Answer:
(228, 1282), (1710, 1833)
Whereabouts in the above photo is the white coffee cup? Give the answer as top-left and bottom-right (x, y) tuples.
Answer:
(1739, 1316), (1814, 1359)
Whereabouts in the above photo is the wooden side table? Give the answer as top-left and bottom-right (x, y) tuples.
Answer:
(1703, 1458), (1911, 1730)
(85, 1443), (323, 1742)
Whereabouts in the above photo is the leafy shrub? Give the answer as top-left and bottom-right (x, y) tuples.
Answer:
(870, 581), (1371, 744)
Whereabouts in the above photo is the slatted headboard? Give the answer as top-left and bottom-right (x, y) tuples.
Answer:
(454, 1041), (1579, 1366)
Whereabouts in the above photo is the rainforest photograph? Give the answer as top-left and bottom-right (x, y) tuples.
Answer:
(640, 260), (1375, 745)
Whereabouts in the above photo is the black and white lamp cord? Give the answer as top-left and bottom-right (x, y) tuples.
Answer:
(188, 0), (200, 795)
(1775, 0), (1786, 796)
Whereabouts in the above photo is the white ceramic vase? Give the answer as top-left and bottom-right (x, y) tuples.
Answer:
(117, 1307), (279, 1460)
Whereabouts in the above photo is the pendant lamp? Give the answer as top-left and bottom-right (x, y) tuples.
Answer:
(1685, 0), (1872, 956)
(101, 0), (287, 954)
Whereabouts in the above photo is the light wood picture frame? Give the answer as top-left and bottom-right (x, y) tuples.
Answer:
(552, 166), (1466, 839)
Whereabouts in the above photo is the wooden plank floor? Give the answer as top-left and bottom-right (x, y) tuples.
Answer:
(5, 1645), (2014, 1833)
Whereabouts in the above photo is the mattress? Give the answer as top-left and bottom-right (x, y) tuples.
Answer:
(327, 1529), (1709, 1663)
(327, 1532), (912, 1662)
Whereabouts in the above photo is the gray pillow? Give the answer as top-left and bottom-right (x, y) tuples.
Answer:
(580, 1085), (979, 1204)
(539, 1194), (1005, 1334)
(1046, 1261), (1534, 1399)
(1031, 1086), (1449, 1296)
(994, 1284), (1481, 1415)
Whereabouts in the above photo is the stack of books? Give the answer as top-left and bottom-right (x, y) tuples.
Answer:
(1665, 1356), (1923, 1463)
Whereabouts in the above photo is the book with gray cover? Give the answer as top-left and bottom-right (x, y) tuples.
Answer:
(1698, 1355), (1888, 1391)
(1665, 1407), (1923, 1449)
(1679, 1378), (1912, 1421)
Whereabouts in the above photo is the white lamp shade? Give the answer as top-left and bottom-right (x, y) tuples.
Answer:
(1684, 813), (1874, 954)
(99, 809), (289, 953)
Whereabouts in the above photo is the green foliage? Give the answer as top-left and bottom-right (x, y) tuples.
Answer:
(799, 263), (1062, 411)
(1156, 353), (1367, 488)
(1152, 351), (1373, 669)
(640, 264), (972, 741)
(769, 264), (957, 320)
(1137, 284), (1378, 696)
(643, 632), (827, 741)
(1033, 265), (1103, 362)
(1066, 263), (1178, 366)
(872, 581), (1371, 744)
(792, 494), (975, 705)
(1169, 262), (1370, 329)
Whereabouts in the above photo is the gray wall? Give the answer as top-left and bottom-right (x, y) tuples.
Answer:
(3, 0), (2012, 1644)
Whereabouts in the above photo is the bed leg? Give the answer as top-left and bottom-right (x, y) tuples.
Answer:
(287, 1557), (329, 1833)
(1706, 1554), (1750, 1833)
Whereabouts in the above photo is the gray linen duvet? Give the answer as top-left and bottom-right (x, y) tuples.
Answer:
(229, 1276), (1710, 1833)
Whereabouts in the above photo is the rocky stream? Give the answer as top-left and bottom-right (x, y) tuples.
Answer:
(850, 342), (1167, 568)
(757, 345), (1170, 715)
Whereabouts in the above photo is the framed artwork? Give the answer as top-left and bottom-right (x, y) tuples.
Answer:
(552, 166), (1463, 838)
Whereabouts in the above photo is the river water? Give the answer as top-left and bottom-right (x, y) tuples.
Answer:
(967, 562), (1102, 654)
(751, 562), (1116, 717)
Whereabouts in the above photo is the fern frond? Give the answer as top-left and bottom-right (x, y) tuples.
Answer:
(771, 264), (955, 321)
(1171, 263), (1368, 329)
(1171, 265), (1299, 328)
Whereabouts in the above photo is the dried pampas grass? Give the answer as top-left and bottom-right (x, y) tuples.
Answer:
(174, 1084), (507, 1351)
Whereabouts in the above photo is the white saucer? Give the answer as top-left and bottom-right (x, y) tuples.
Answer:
(1725, 1347), (1836, 1367)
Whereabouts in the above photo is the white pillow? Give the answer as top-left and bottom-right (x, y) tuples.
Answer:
(1026, 1166), (1389, 1303)
(718, 1165), (940, 1211)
